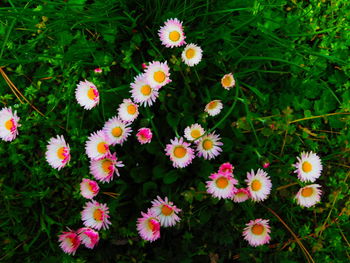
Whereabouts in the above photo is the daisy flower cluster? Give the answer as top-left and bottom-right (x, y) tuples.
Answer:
(293, 151), (323, 208)
(137, 196), (181, 242)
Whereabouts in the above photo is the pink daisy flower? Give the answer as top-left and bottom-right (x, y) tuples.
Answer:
(158, 18), (186, 48)
(77, 227), (99, 249)
(90, 152), (124, 183)
(75, 80), (99, 110)
(81, 200), (111, 230)
(0, 107), (20, 141)
(165, 137), (195, 168)
(85, 130), (110, 160)
(136, 128), (153, 144)
(103, 116), (132, 146)
(150, 196), (181, 227)
(218, 162), (234, 174)
(196, 132), (223, 160)
(45, 135), (70, 170)
(80, 178), (100, 199)
(117, 98), (139, 123)
(58, 230), (81, 255)
(245, 169), (272, 202)
(221, 73), (236, 90)
(293, 151), (322, 182)
(232, 188), (250, 203)
(130, 74), (159, 107)
(94, 68), (102, 73)
(136, 209), (161, 242)
(144, 61), (171, 88)
(295, 184), (322, 208)
(206, 172), (238, 199)
(243, 219), (271, 247)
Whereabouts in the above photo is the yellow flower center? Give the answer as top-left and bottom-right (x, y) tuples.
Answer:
(97, 142), (108, 154)
(148, 219), (156, 231)
(102, 160), (112, 173)
(5, 119), (13, 130)
(154, 71), (166, 83)
(222, 75), (232, 87)
(190, 129), (201, 139)
(302, 161), (312, 173)
(87, 88), (97, 100)
(185, 48), (195, 59)
(169, 31), (180, 42)
(216, 177), (229, 189)
(251, 180), (262, 191)
(173, 146), (187, 158)
(161, 205), (173, 216)
(56, 147), (66, 160)
(127, 104), (136, 115)
(208, 101), (217, 110)
(140, 85), (151, 96)
(112, 127), (123, 137)
(202, 139), (213, 150)
(93, 209), (103, 221)
(301, 187), (313, 197)
(251, 224), (264, 235)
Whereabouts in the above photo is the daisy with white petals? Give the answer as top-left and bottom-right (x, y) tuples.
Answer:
(0, 107), (20, 141)
(80, 178), (100, 199)
(77, 227), (99, 249)
(221, 73), (235, 90)
(205, 100), (223, 117)
(130, 74), (159, 107)
(245, 169), (272, 202)
(158, 18), (186, 48)
(90, 152), (124, 183)
(243, 219), (271, 247)
(75, 80), (99, 110)
(151, 196), (181, 227)
(181, 43), (202, 66)
(145, 61), (171, 88)
(184, 123), (205, 141)
(232, 188), (250, 203)
(81, 200), (111, 230)
(196, 132), (223, 160)
(85, 130), (110, 160)
(58, 230), (81, 255)
(117, 99), (139, 123)
(103, 116), (132, 146)
(295, 184), (322, 208)
(45, 135), (70, 170)
(293, 151), (323, 182)
(206, 172), (238, 199)
(137, 209), (161, 242)
(165, 137), (195, 168)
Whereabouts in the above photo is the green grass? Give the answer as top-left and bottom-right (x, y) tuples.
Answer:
(0, 0), (349, 262)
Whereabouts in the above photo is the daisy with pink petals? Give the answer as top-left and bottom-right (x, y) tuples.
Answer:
(245, 169), (272, 202)
(184, 123), (205, 141)
(80, 178), (100, 199)
(85, 130), (110, 160)
(103, 116), (132, 146)
(158, 18), (186, 48)
(81, 200), (111, 230)
(75, 80), (99, 110)
(165, 137), (195, 168)
(295, 184), (322, 208)
(196, 132), (223, 160)
(0, 107), (20, 141)
(77, 227), (99, 249)
(205, 100), (223, 117)
(58, 230), (81, 255)
(232, 188), (250, 203)
(243, 219), (271, 247)
(206, 172), (238, 199)
(137, 209), (161, 242)
(221, 73), (236, 90)
(90, 152), (124, 183)
(150, 196), (181, 227)
(94, 68), (102, 73)
(45, 135), (70, 170)
(145, 61), (171, 88)
(219, 162), (234, 174)
(136, 128), (153, 144)
(117, 99), (139, 123)
(130, 74), (159, 107)
(293, 151), (322, 183)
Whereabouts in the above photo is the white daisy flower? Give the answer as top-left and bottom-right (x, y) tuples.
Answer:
(158, 18), (186, 48)
(75, 80), (99, 110)
(45, 135), (71, 170)
(144, 61), (171, 88)
(232, 188), (250, 203)
(103, 116), (132, 146)
(80, 178), (100, 199)
(295, 184), (322, 208)
(90, 152), (124, 183)
(0, 107), (20, 141)
(245, 169), (272, 202)
(293, 151), (323, 182)
(221, 73), (235, 90)
(243, 219), (271, 247)
(85, 130), (110, 160)
(184, 123), (205, 141)
(165, 137), (195, 168)
(130, 74), (159, 107)
(150, 196), (181, 227)
(196, 132), (223, 160)
(204, 100), (223, 116)
(117, 98), (139, 123)
(136, 209), (161, 242)
(206, 172), (238, 199)
(81, 200), (111, 230)
(181, 43), (203, 67)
